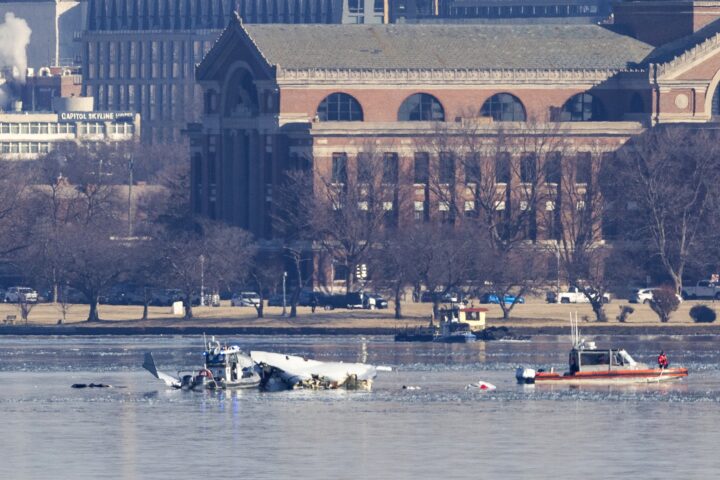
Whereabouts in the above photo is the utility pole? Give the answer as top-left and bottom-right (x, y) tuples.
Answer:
(282, 271), (287, 317)
(127, 153), (133, 237)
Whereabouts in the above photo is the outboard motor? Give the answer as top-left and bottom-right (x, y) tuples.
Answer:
(516, 367), (536, 384)
(180, 375), (194, 390)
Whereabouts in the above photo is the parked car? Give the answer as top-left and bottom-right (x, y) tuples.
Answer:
(150, 289), (186, 307)
(420, 290), (436, 303)
(298, 290), (323, 307)
(419, 290), (465, 304)
(323, 292), (365, 310)
(57, 287), (88, 304)
(479, 293), (525, 304)
(4, 287), (38, 304)
(364, 293), (388, 309)
(681, 280), (720, 300)
(556, 286), (610, 304)
(630, 288), (682, 304)
(231, 291), (261, 307)
(267, 294), (285, 307)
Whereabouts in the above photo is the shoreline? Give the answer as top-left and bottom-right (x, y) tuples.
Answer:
(2, 323), (720, 336)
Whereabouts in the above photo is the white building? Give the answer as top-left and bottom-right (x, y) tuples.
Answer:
(0, 96), (139, 160)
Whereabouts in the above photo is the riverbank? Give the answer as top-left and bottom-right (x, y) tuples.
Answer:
(1, 298), (719, 335)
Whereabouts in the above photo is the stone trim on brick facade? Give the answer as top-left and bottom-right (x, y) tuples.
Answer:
(653, 32), (720, 79)
(275, 67), (644, 86)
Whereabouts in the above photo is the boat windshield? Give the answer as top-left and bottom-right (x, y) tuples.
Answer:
(618, 350), (637, 366)
(579, 351), (610, 366)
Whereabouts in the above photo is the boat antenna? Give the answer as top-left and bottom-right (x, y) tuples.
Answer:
(569, 312), (580, 346)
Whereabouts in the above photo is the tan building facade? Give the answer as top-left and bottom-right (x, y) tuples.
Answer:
(190, 6), (720, 244)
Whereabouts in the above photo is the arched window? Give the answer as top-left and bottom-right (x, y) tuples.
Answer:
(560, 93), (605, 121)
(223, 69), (259, 117)
(480, 93), (526, 122)
(398, 93), (445, 121)
(629, 93), (644, 114)
(316, 93), (363, 121)
(712, 87), (720, 116)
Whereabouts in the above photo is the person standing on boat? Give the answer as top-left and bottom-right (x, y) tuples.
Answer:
(658, 351), (669, 369)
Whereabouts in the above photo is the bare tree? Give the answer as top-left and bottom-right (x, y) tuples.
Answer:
(370, 227), (426, 319)
(311, 142), (408, 293)
(402, 223), (480, 319)
(611, 126), (720, 293)
(0, 162), (32, 257)
(53, 222), (132, 321)
(272, 164), (317, 317)
(247, 254), (284, 318)
(553, 141), (617, 321)
(416, 120), (563, 318)
(156, 220), (256, 319)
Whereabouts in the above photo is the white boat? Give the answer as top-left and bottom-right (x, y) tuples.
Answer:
(143, 338), (260, 390)
(516, 316), (688, 385)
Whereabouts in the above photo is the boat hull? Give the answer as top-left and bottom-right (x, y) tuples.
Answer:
(534, 368), (688, 385)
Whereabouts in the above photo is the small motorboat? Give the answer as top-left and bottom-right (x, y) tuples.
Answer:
(395, 305), (482, 343)
(516, 317), (688, 385)
(143, 337), (261, 390)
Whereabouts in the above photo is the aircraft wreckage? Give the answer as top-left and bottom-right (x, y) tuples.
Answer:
(143, 337), (391, 391)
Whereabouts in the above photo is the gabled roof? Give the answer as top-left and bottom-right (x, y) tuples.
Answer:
(645, 18), (720, 66)
(240, 22), (654, 71)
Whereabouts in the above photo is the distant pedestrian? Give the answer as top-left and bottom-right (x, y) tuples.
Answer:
(310, 296), (317, 313)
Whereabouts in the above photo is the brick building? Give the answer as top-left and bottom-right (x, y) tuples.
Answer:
(190, 4), (720, 280)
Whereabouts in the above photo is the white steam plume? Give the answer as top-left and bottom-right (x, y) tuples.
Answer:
(0, 12), (32, 107)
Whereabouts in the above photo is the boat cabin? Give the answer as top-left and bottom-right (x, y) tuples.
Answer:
(204, 346), (253, 384)
(569, 347), (640, 373)
(437, 306), (487, 330)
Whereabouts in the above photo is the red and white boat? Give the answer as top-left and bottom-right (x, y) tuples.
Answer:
(516, 317), (688, 385)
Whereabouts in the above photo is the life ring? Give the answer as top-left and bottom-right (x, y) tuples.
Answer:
(198, 368), (213, 379)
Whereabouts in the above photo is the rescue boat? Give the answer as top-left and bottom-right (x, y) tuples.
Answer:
(516, 316), (688, 385)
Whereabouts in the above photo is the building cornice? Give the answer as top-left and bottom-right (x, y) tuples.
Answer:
(275, 67), (643, 87)
(652, 32), (720, 80)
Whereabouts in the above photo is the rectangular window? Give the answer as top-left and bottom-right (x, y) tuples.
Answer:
(332, 153), (348, 184)
(383, 153), (398, 184)
(348, 0), (364, 13)
(414, 152), (429, 184)
(495, 153), (511, 183)
(576, 152), (592, 184)
(439, 152), (455, 184)
(544, 152), (562, 184)
(357, 153), (372, 184)
(464, 154), (481, 184)
(520, 154), (537, 183)
(333, 263), (349, 282)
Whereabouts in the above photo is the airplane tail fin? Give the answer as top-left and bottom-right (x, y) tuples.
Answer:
(143, 352), (180, 388)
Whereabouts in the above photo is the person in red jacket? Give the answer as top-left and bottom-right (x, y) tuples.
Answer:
(658, 351), (669, 369)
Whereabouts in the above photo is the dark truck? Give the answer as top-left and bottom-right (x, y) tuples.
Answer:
(319, 292), (365, 310)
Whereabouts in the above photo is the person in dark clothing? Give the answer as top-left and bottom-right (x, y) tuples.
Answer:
(310, 296), (317, 313)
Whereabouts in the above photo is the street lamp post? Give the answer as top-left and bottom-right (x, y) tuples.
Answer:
(200, 254), (205, 307)
(282, 271), (288, 316)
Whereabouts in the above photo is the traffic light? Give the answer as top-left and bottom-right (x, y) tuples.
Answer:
(355, 263), (368, 280)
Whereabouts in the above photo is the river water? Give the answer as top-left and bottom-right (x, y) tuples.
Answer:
(1, 334), (718, 479)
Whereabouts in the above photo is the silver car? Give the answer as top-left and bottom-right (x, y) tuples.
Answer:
(231, 291), (261, 307)
(4, 287), (38, 304)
